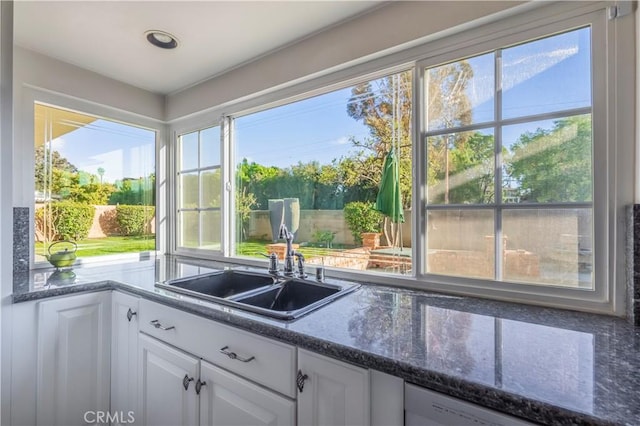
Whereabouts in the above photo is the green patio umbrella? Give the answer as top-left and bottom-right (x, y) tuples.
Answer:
(375, 150), (404, 248)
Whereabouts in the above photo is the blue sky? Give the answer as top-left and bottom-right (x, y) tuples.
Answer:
(50, 119), (155, 184)
(50, 27), (591, 181)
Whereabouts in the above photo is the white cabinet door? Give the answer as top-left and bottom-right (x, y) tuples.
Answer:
(37, 291), (111, 426)
(199, 360), (295, 426)
(138, 333), (199, 426)
(297, 349), (370, 426)
(111, 291), (140, 423)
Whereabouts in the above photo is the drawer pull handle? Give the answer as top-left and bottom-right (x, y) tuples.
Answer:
(150, 319), (175, 331)
(195, 379), (207, 395)
(126, 308), (137, 322)
(183, 374), (194, 391)
(219, 346), (255, 363)
(297, 370), (309, 393)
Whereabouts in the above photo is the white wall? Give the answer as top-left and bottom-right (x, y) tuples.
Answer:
(12, 47), (165, 207)
(166, 1), (525, 121)
(14, 47), (164, 121)
(0, 2), (13, 423)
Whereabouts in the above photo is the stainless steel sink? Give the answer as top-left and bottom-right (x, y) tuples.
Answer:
(155, 270), (359, 320)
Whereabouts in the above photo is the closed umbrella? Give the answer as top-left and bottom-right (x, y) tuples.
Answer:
(375, 149), (404, 248)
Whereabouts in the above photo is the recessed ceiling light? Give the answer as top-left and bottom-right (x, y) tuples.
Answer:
(145, 30), (179, 49)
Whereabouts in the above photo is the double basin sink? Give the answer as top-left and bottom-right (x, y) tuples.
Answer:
(155, 269), (360, 320)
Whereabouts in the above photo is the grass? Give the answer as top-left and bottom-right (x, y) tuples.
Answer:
(36, 235), (156, 258)
(236, 239), (353, 259)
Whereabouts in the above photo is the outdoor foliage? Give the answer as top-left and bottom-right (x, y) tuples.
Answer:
(507, 115), (592, 203)
(116, 205), (155, 236)
(236, 187), (257, 240)
(343, 202), (383, 244)
(36, 201), (95, 241)
(311, 229), (336, 248)
(109, 175), (156, 206)
(345, 71), (413, 207)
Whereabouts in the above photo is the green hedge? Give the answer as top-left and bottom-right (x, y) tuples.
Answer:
(36, 202), (95, 241)
(343, 202), (383, 245)
(116, 205), (155, 236)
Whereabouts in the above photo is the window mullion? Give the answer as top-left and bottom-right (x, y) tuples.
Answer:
(495, 50), (504, 281)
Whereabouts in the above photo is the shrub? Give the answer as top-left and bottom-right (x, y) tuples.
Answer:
(116, 205), (155, 236)
(343, 202), (383, 245)
(312, 229), (336, 248)
(36, 201), (95, 241)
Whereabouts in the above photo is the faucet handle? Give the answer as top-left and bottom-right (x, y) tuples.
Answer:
(259, 252), (279, 275)
(294, 252), (307, 279)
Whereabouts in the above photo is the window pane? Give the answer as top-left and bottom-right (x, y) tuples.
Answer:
(34, 104), (156, 262)
(180, 172), (199, 208)
(202, 210), (222, 250)
(176, 126), (222, 252)
(503, 209), (592, 288)
(503, 114), (592, 203)
(200, 126), (220, 168)
(179, 211), (199, 248)
(201, 169), (221, 208)
(426, 53), (494, 131)
(427, 128), (495, 204)
(179, 132), (198, 171)
(426, 209), (494, 279)
(502, 27), (591, 119)
(235, 71), (413, 275)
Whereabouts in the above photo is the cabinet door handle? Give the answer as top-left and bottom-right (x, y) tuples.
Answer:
(297, 370), (309, 393)
(126, 308), (137, 322)
(150, 319), (175, 331)
(195, 378), (207, 395)
(219, 346), (255, 363)
(183, 374), (194, 391)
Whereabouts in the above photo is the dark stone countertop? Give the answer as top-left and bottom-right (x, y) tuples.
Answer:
(13, 255), (640, 426)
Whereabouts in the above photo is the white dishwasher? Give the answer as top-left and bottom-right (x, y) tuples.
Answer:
(405, 383), (535, 426)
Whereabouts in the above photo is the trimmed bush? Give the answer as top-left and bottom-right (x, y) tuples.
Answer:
(343, 202), (383, 245)
(36, 202), (95, 241)
(116, 205), (155, 236)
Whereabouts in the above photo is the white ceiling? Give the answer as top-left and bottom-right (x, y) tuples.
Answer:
(15, 1), (382, 95)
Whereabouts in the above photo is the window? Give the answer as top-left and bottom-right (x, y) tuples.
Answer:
(170, 4), (626, 313)
(176, 126), (222, 251)
(232, 71), (413, 275)
(34, 103), (156, 262)
(424, 27), (594, 288)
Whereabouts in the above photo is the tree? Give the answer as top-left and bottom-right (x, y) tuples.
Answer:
(236, 187), (257, 240)
(507, 115), (592, 203)
(345, 71), (413, 207)
(344, 63), (476, 207)
(34, 146), (78, 193)
(97, 167), (105, 184)
(428, 131), (495, 204)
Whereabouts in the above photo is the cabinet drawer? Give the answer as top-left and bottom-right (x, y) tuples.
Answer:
(139, 299), (296, 397)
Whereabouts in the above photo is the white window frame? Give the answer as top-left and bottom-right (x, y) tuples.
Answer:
(22, 88), (166, 268)
(171, 116), (226, 259)
(167, 2), (632, 315)
(415, 14), (608, 309)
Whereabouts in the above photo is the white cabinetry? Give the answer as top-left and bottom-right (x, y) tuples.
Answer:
(111, 291), (140, 421)
(36, 291), (111, 426)
(297, 349), (370, 426)
(138, 333), (199, 426)
(199, 360), (295, 426)
(138, 299), (295, 426)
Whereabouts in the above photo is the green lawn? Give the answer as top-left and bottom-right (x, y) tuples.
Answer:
(36, 237), (342, 260)
(36, 236), (156, 258)
(236, 239), (344, 259)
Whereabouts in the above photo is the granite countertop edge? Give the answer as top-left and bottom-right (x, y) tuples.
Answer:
(12, 278), (621, 426)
